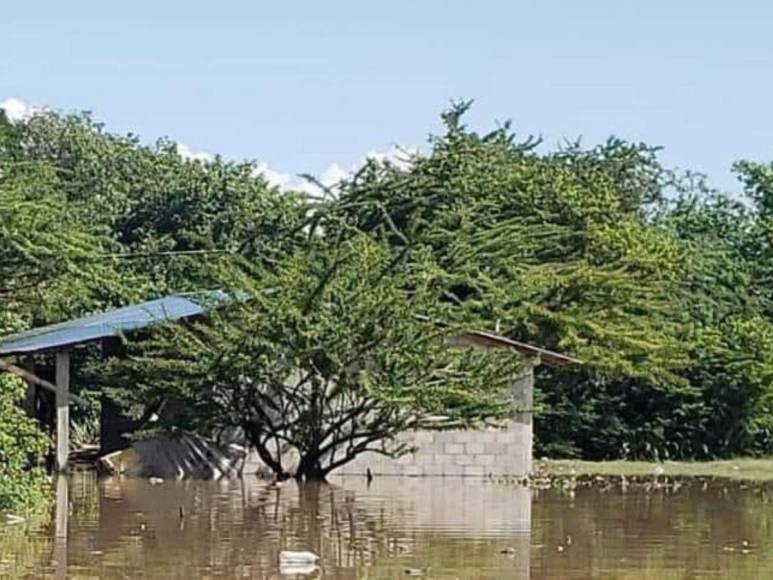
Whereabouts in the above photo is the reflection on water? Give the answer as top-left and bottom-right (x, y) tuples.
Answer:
(2, 473), (773, 578)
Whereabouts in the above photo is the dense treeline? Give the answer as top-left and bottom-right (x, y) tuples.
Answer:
(319, 104), (773, 460)
(2, 101), (773, 487)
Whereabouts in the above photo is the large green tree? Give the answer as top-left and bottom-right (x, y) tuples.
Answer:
(101, 237), (521, 480)
(1, 108), (306, 506)
(320, 104), (685, 381)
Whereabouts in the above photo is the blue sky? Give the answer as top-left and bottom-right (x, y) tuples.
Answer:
(3, 0), (773, 192)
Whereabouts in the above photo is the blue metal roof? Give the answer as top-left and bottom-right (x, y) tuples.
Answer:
(0, 291), (228, 356)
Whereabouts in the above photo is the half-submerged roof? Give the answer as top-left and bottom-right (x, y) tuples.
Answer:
(0, 291), (228, 356)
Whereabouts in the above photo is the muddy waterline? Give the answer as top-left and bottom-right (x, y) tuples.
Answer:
(2, 472), (773, 578)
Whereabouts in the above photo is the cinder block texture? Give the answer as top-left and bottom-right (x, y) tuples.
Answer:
(246, 361), (537, 478)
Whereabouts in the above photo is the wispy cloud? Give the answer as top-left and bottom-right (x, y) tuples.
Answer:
(364, 145), (419, 170)
(253, 162), (295, 190)
(281, 146), (419, 195)
(175, 142), (213, 163)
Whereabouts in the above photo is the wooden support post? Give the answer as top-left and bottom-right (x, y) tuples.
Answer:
(55, 351), (70, 472)
(512, 359), (536, 425)
(511, 358), (537, 475)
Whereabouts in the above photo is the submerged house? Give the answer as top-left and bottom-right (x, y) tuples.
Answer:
(0, 293), (577, 478)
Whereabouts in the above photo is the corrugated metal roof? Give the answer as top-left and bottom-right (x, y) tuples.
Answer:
(0, 291), (227, 356)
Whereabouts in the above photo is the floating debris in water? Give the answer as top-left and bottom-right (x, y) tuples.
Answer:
(279, 550), (320, 564)
(149, 477), (164, 486)
(279, 562), (319, 576)
(278, 551), (320, 577)
(723, 540), (755, 555)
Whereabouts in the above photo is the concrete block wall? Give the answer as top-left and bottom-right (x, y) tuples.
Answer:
(335, 421), (532, 477)
(243, 358), (537, 478)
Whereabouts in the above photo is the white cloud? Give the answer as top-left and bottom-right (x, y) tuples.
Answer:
(0, 97), (43, 122)
(252, 162), (295, 190)
(176, 142), (213, 163)
(272, 145), (419, 196)
(364, 145), (419, 170)
(253, 161), (350, 196)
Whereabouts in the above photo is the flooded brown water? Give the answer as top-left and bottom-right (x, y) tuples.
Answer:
(2, 473), (773, 579)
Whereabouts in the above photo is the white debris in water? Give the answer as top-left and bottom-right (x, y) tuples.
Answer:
(279, 561), (319, 576)
(279, 550), (320, 564)
(278, 551), (320, 576)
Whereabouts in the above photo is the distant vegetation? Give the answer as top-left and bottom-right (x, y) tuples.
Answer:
(3, 101), (773, 490)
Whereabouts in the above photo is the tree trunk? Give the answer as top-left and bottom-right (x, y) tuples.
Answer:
(246, 428), (289, 479)
(296, 452), (327, 482)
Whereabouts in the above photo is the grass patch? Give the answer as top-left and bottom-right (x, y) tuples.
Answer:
(539, 458), (773, 481)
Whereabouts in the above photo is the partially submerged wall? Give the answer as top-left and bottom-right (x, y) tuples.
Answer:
(242, 364), (535, 477)
(334, 361), (534, 477)
(332, 422), (532, 477)
(100, 339), (538, 479)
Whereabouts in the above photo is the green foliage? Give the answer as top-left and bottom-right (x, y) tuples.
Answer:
(0, 164), (118, 324)
(18, 112), (305, 294)
(0, 373), (50, 515)
(321, 102), (686, 383)
(102, 237), (521, 480)
(315, 104), (773, 460)
(2, 108), (305, 503)
(6, 99), (773, 479)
